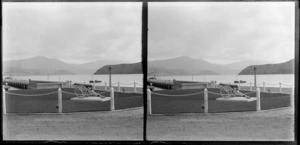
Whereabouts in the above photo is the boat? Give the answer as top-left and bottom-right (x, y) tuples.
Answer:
(234, 80), (246, 83)
(89, 80), (102, 83)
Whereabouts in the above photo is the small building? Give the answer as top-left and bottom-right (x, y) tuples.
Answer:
(172, 80), (216, 90)
(28, 80), (72, 89)
(147, 78), (217, 90)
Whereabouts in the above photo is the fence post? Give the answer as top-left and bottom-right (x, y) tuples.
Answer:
(110, 87), (115, 111)
(290, 87), (294, 108)
(105, 82), (107, 90)
(118, 82), (120, 92)
(238, 81), (240, 90)
(279, 82), (282, 93)
(256, 88), (261, 111)
(93, 81), (96, 90)
(5, 83), (9, 91)
(263, 82), (266, 92)
(147, 89), (152, 115)
(134, 82), (136, 93)
(250, 82), (252, 91)
(58, 88), (62, 114)
(204, 88), (208, 113)
(3, 88), (6, 115)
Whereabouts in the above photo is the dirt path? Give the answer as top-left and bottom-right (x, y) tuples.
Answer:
(3, 108), (143, 140)
(4, 107), (295, 141)
(147, 108), (294, 141)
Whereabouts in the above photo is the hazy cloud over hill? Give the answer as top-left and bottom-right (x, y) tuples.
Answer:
(3, 2), (142, 64)
(149, 2), (294, 64)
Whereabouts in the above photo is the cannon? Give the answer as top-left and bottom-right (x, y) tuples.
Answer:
(219, 83), (250, 99)
(74, 83), (104, 98)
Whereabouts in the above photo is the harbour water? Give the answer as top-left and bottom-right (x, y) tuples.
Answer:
(6, 74), (295, 88)
(10, 74), (144, 87)
(155, 74), (295, 88)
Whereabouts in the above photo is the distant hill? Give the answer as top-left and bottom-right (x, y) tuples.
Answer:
(148, 56), (234, 75)
(93, 56), (225, 75)
(239, 59), (294, 75)
(2, 56), (125, 75)
(94, 62), (143, 74)
(2, 67), (75, 76)
(79, 59), (127, 70)
(224, 60), (272, 71)
(93, 56), (277, 75)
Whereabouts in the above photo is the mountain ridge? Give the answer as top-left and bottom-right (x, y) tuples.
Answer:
(238, 59), (294, 75)
(3, 56), (125, 75)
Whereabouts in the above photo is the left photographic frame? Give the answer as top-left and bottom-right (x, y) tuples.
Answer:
(2, 2), (144, 141)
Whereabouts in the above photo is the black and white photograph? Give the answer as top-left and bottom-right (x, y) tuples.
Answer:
(146, 2), (295, 141)
(2, 2), (143, 140)
(2, 0), (298, 143)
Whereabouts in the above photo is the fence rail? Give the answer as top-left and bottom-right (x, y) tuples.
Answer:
(151, 91), (203, 97)
(5, 91), (58, 96)
(238, 82), (294, 94)
(147, 87), (294, 115)
(3, 87), (142, 114)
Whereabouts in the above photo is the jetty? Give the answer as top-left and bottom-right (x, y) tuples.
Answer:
(3, 79), (72, 90)
(3, 79), (29, 89)
(147, 78), (216, 90)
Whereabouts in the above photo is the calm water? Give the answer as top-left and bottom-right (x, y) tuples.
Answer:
(11, 74), (144, 87)
(156, 74), (295, 88)
(9, 74), (295, 88)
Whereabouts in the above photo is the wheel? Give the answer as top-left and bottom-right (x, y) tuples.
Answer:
(75, 86), (84, 98)
(220, 87), (230, 98)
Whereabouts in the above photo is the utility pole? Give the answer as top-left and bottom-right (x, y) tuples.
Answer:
(109, 66), (112, 89)
(254, 66), (257, 89)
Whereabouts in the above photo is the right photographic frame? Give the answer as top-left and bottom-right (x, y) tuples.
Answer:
(146, 1), (296, 141)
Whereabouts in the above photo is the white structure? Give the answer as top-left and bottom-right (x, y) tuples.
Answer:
(147, 89), (152, 114)
(110, 87), (115, 111)
(256, 88), (261, 111)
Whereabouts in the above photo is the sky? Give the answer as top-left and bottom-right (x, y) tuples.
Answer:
(3, 2), (142, 64)
(148, 2), (295, 64)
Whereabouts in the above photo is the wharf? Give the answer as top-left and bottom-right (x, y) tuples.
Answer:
(3, 79), (72, 89)
(3, 79), (29, 89)
(147, 78), (216, 90)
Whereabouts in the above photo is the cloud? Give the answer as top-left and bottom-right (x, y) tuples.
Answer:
(148, 2), (294, 64)
(3, 2), (142, 64)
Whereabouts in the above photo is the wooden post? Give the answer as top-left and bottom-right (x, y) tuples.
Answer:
(204, 88), (208, 113)
(134, 82), (136, 93)
(110, 87), (115, 111)
(250, 82), (252, 91)
(290, 87), (294, 108)
(105, 82), (107, 90)
(58, 88), (62, 114)
(279, 82), (282, 93)
(109, 66), (112, 90)
(238, 81), (241, 90)
(93, 81), (96, 90)
(3, 88), (6, 115)
(263, 82), (266, 92)
(5, 83), (9, 91)
(147, 89), (152, 115)
(118, 82), (120, 92)
(256, 88), (261, 111)
(254, 66), (257, 89)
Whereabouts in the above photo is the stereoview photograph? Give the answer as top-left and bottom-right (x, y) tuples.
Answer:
(146, 2), (295, 141)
